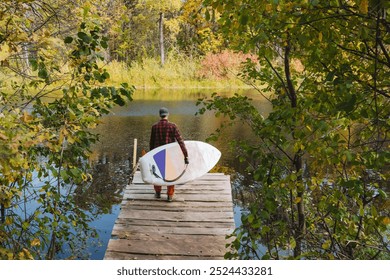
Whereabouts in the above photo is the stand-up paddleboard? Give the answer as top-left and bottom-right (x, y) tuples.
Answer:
(139, 140), (221, 186)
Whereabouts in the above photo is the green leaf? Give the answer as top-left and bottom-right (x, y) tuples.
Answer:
(371, 206), (378, 218)
(205, 9), (210, 21)
(38, 68), (48, 79)
(22, 222), (30, 230)
(338, 94), (357, 113)
(60, 170), (69, 182)
(325, 71), (335, 81)
(261, 254), (271, 260)
(77, 32), (91, 43)
(310, 0), (319, 7)
(290, 237), (296, 249)
(100, 39), (108, 49)
(93, 71), (101, 81)
(69, 168), (80, 178)
(101, 71), (110, 80)
(30, 59), (38, 71)
(261, 225), (270, 234)
(64, 37), (73, 44)
(240, 14), (249, 25)
(378, 189), (388, 199)
(114, 95), (125, 106)
(343, 150), (353, 162)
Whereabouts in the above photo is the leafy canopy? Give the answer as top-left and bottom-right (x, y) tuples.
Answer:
(200, 0), (390, 259)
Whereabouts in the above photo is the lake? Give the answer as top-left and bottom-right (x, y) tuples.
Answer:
(85, 88), (272, 259)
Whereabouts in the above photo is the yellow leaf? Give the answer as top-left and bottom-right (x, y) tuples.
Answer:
(0, 44), (11, 62)
(76, 103), (84, 111)
(318, 32), (323, 42)
(0, 132), (8, 140)
(31, 32), (40, 42)
(322, 240), (331, 250)
(294, 197), (302, 204)
(59, 132), (64, 144)
(22, 111), (33, 123)
(5, 217), (13, 225)
(81, 173), (88, 181)
(31, 238), (41, 247)
(59, 127), (68, 144)
(382, 217), (390, 225)
(20, 248), (34, 260)
(67, 135), (75, 144)
(359, 0), (368, 14)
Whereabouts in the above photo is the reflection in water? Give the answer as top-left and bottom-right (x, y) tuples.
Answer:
(86, 89), (272, 259)
(75, 155), (129, 214)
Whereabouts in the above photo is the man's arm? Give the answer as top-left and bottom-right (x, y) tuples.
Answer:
(174, 126), (188, 160)
(149, 126), (155, 150)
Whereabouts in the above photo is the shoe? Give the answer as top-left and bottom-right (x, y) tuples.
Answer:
(154, 192), (161, 199)
(167, 195), (173, 202)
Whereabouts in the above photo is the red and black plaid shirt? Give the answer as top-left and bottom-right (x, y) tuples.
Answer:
(150, 119), (188, 158)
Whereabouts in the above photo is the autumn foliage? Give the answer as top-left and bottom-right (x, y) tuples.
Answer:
(198, 50), (258, 80)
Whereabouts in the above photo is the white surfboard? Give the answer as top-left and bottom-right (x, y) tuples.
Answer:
(139, 140), (221, 186)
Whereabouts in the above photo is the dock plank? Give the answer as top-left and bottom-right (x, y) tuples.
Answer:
(104, 171), (235, 260)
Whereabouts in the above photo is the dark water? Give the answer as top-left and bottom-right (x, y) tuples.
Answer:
(86, 89), (272, 259)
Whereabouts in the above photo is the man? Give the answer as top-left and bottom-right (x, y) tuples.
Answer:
(149, 107), (189, 202)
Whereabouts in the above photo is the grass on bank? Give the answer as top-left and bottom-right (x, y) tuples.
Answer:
(0, 55), (257, 98)
(105, 56), (255, 89)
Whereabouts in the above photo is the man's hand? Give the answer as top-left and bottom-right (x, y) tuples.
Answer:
(184, 157), (189, 164)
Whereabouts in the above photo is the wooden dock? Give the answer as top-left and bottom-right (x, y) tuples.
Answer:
(104, 171), (235, 260)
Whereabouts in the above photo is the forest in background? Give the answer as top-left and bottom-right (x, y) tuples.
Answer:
(0, 0), (257, 89)
(0, 0), (389, 260)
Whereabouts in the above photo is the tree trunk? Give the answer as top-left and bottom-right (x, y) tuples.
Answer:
(294, 157), (305, 258)
(159, 12), (165, 66)
(284, 32), (305, 258)
(46, 231), (56, 260)
(1, 204), (5, 224)
(22, 43), (30, 74)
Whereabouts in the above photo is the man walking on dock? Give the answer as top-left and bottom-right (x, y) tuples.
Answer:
(149, 107), (189, 202)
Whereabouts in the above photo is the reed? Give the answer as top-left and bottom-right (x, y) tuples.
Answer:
(0, 55), (254, 95)
(105, 57), (252, 89)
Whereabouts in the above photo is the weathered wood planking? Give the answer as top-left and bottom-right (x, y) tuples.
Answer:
(104, 171), (235, 260)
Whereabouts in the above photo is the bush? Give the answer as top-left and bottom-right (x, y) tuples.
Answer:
(198, 50), (258, 80)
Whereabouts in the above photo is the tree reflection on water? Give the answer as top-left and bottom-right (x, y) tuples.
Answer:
(74, 154), (131, 215)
